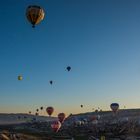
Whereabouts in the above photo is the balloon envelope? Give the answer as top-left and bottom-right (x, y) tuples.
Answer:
(46, 107), (54, 116)
(18, 75), (23, 80)
(35, 112), (39, 116)
(50, 81), (53, 85)
(40, 107), (43, 110)
(66, 66), (71, 71)
(26, 5), (45, 27)
(110, 103), (119, 113)
(51, 121), (61, 132)
(90, 115), (97, 121)
(58, 113), (66, 123)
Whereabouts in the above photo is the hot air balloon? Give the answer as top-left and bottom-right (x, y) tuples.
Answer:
(51, 121), (61, 133)
(58, 113), (66, 123)
(110, 103), (119, 113)
(40, 106), (43, 110)
(35, 112), (39, 116)
(100, 109), (102, 112)
(81, 105), (83, 108)
(36, 109), (39, 112)
(29, 111), (31, 114)
(26, 5), (45, 28)
(46, 107), (54, 116)
(90, 115), (97, 121)
(18, 75), (23, 80)
(50, 81), (53, 85)
(66, 66), (71, 71)
(95, 109), (98, 113)
(90, 115), (98, 125)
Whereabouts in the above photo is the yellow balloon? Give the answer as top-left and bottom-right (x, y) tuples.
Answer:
(18, 75), (23, 80)
(26, 5), (45, 27)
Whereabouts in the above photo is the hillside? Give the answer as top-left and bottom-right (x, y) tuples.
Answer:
(0, 113), (57, 125)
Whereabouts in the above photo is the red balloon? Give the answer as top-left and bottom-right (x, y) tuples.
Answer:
(51, 121), (61, 132)
(90, 115), (97, 121)
(58, 113), (66, 123)
(46, 107), (54, 116)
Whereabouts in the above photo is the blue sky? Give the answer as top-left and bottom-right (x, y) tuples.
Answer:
(0, 0), (140, 116)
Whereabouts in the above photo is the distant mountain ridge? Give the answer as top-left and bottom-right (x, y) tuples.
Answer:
(0, 113), (57, 125)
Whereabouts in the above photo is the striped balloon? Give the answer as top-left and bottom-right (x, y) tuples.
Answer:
(110, 103), (119, 113)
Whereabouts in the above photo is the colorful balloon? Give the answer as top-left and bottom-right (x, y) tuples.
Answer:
(58, 113), (66, 123)
(26, 5), (45, 28)
(110, 103), (119, 113)
(51, 121), (61, 132)
(90, 115), (97, 121)
(18, 75), (23, 80)
(46, 107), (54, 116)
